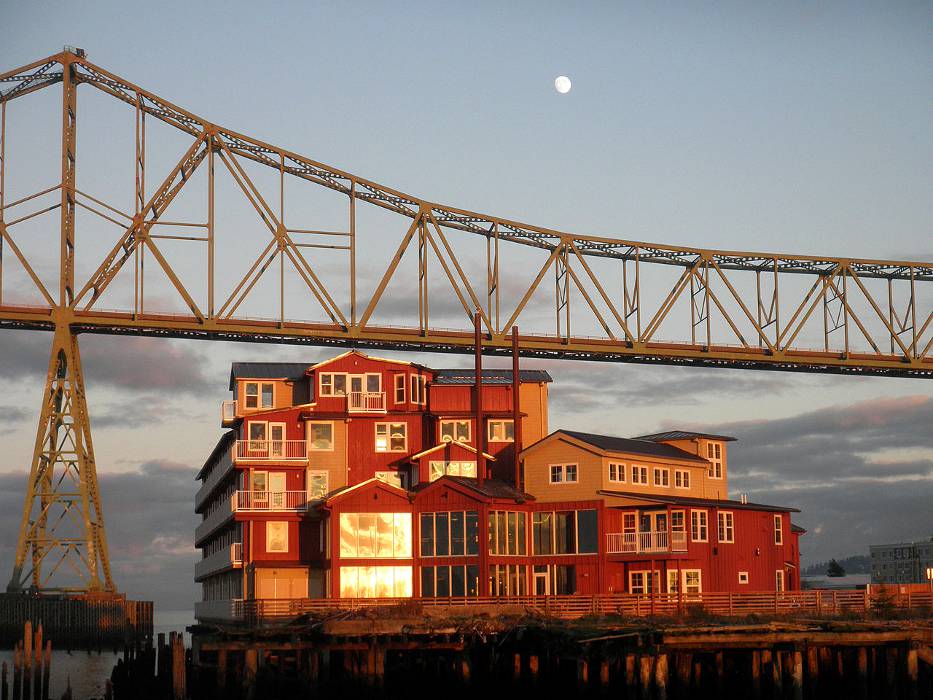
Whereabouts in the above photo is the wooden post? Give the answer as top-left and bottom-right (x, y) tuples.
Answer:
(906, 645), (918, 700)
(806, 645), (818, 698)
(12, 644), (21, 700)
(244, 648), (258, 700)
(42, 639), (51, 700)
(772, 650), (783, 698)
(638, 655), (652, 700)
(692, 656), (702, 690)
(885, 647), (897, 700)
(577, 658), (589, 686)
(751, 650), (761, 698)
(655, 653), (668, 700)
(528, 654), (539, 684)
(791, 650), (804, 700)
(374, 646), (385, 687)
(459, 653), (471, 684)
(23, 622), (32, 700)
(513, 653), (521, 681)
(171, 633), (185, 700)
(715, 651), (724, 696)
(857, 647), (869, 700)
(625, 653), (636, 689)
(676, 653), (691, 693)
(599, 659), (610, 688)
(217, 649), (227, 692)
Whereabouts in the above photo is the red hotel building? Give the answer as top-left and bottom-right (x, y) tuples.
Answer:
(194, 351), (802, 620)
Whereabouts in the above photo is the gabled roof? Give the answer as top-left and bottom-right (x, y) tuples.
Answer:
(413, 476), (534, 502)
(432, 369), (552, 385)
(322, 477), (411, 506)
(409, 441), (497, 462)
(635, 430), (737, 443)
(229, 362), (310, 390)
(308, 350), (423, 372)
(196, 431), (237, 480)
(551, 430), (710, 464)
(791, 523), (807, 534)
(597, 489), (799, 513)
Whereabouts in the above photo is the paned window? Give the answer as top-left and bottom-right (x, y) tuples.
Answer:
(308, 422), (333, 451)
(653, 468), (670, 487)
(244, 382), (274, 409)
(683, 569), (702, 594)
(531, 510), (598, 555)
(410, 375), (426, 405)
(440, 419), (471, 443)
(375, 422), (407, 452)
(608, 462), (625, 483)
(629, 570), (657, 595)
(775, 570), (785, 592)
(420, 565), (479, 597)
(394, 374), (406, 404)
(307, 471), (328, 501)
(671, 510), (686, 532)
(488, 510), (527, 555)
(774, 514), (784, 544)
(338, 513), (412, 558)
(707, 442), (723, 478)
(420, 511), (479, 557)
(487, 564), (528, 596)
(375, 471), (405, 489)
(266, 521), (288, 553)
(319, 373), (347, 397)
(487, 419), (514, 442)
(690, 510), (708, 542)
(429, 461), (476, 481)
(631, 465), (649, 484)
(549, 464), (578, 484)
(718, 511), (735, 543)
(674, 469), (690, 489)
(339, 566), (412, 598)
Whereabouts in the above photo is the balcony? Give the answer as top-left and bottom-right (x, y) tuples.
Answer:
(195, 495), (235, 545)
(606, 530), (688, 555)
(194, 542), (243, 581)
(221, 400), (236, 427)
(233, 490), (310, 513)
(233, 440), (307, 462)
(195, 448), (235, 512)
(347, 391), (386, 413)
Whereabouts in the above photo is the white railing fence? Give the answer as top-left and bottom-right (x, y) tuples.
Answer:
(234, 440), (307, 461)
(234, 490), (310, 512)
(348, 391), (386, 412)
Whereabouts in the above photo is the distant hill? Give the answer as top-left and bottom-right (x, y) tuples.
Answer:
(803, 554), (871, 576)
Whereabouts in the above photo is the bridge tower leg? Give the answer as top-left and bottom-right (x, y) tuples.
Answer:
(7, 325), (114, 593)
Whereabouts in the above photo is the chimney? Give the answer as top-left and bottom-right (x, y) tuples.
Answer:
(474, 310), (485, 484)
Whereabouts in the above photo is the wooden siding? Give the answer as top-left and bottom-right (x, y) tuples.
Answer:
(522, 437), (605, 502)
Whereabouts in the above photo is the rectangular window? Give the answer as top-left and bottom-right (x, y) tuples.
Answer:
(774, 515), (784, 545)
(487, 419), (515, 442)
(339, 566), (412, 598)
(339, 513), (412, 558)
(365, 373), (382, 394)
(531, 510), (596, 555)
(683, 569), (702, 594)
(690, 510), (708, 542)
(674, 469), (690, 489)
(487, 564), (527, 596)
(631, 465), (649, 485)
(375, 422), (407, 452)
(266, 521), (288, 553)
(307, 471), (328, 501)
(549, 464), (578, 484)
(421, 565), (479, 598)
(410, 375), (426, 405)
(488, 510), (526, 555)
(440, 419), (471, 443)
(718, 511), (734, 543)
(608, 462), (625, 483)
(248, 421), (267, 448)
(738, 571), (749, 585)
(775, 570), (785, 592)
(320, 373), (347, 397)
(577, 509), (598, 554)
(394, 374), (406, 404)
(671, 510), (685, 532)
(667, 569), (680, 593)
(244, 382), (274, 409)
(308, 421), (334, 451)
(429, 461), (476, 481)
(707, 442), (723, 478)
(653, 468), (670, 487)
(375, 471), (405, 489)
(420, 511), (479, 557)
(629, 570), (657, 595)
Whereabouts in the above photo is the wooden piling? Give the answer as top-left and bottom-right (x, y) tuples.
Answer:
(675, 653), (691, 693)
(459, 653), (471, 684)
(244, 648), (258, 700)
(886, 647), (898, 700)
(857, 646), (869, 700)
(42, 639), (50, 700)
(654, 653), (668, 700)
(751, 650), (761, 698)
(12, 644), (21, 700)
(577, 658), (588, 686)
(715, 651), (724, 696)
(528, 654), (539, 684)
(23, 621), (32, 700)
(217, 649), (227, 692)
(638, 655), (652, 700)
(599, 659), (610, 688)
(171, 632), (186, 700)
(806, 645), (818, 698)
(625, 653), (636, 689)
(790, 649), (804, 700)
(513, 652), (521, 681)
(906, 645), (918, 700)
(771, 650), (783, 698)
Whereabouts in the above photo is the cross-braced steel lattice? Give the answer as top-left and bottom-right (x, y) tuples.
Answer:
(0, 49), (930, 592)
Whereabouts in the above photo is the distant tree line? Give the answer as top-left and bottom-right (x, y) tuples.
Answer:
(802, 554), (871, 576)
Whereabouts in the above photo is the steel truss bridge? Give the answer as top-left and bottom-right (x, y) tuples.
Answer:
(0, 50), (930, 595)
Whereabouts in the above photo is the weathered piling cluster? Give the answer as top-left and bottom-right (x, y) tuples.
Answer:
(1, 621), (52, 700)
(109, 632), (189, 700)
(0, 595), (153, 651)
(184, 610), (933, 700)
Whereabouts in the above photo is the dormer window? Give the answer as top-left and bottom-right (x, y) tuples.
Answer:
(440, 419), (470, 443)
(245, 382), (274, 409)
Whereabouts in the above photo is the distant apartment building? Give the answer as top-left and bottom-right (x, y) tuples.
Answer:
(870, 538), (933, 584)
(193, 350), (804, 622)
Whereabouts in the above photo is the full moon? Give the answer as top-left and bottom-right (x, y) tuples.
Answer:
(554, 75), (572, 94)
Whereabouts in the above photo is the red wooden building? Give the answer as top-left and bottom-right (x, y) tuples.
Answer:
(194, 351), (803, 619)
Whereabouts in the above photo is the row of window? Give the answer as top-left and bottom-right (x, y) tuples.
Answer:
(620, 509), (784, 545)
(318, 372), (428, 405)
(607, 463), (695, 488)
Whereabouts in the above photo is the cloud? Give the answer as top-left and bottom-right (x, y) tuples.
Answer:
(694, 395), (933, 565)
(0, 406), (31, 434)
(0, 331), (213, 395)
(0, 459), (200, 610)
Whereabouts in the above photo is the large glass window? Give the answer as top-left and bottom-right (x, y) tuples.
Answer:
(308, 422), (333, 451)
(339, 566), (412, 598)
(440, 419), (471, 443)
(488, 510), (526, 555)
(429, 461), (476, 481)
(245, 382), (274, 409)
(339, 513), (412, 558)
(488, 564), (528, 596)
(421, 565), (479, 597)
(320, 373), (347, 397)
(487, 420), (514, 442)
(307, 471), (328, 501)
(532, 510), (598, 555)
(266, 521), (288, 553)
(375, 422), (407, 452)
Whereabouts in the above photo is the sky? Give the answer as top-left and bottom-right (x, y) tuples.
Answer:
(0, 1), (931, 609)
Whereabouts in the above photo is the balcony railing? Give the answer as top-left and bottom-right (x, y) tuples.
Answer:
(195, 448), (235, 512)
(194, 542), (244, 581)
(221, 400), (236, 426)
(234, 490), (310, 512)
(606, 530), (688, 554)
(347, 391), (386, 412)
(195, 495), (234, 545)
(233, 440), (307, 462)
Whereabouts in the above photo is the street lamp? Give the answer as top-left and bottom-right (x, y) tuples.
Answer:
(926, 566), (933, 595)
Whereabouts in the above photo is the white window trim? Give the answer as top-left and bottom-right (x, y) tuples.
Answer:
(718, 511), (735, 543)
(410, 375), (427, 405)
(319, 372), (348, 397)
(775, 569), (786, 592)
(774, 514), (784, 545)
(671, 509), (686, 532)
(653, 467), (670, 488)
(307, 421), (335, 452)
(691, 509), (708, 543)
(307, 470), (329, 501)
(608, 461), (626, 483)
(440, 418), (471, 443)
(674, 469), (691, 489)
(682, 569), (702, 594)
(243, 381), (275, 410)
(631, 465), (649, 485)
(394, 374), (406, 404)
(548, 463), (578, 484)
(738, 571), (749, 585)
(487, 419), (514, 443)
(629, 569), (658, 595)
(375, 422), (408, 453)
(247, 420), (268, 443)
(266, 521), (288, 553)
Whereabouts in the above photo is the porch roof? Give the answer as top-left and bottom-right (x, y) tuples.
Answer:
(597, 489), (800, 513)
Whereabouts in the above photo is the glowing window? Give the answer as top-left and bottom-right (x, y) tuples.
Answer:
(339, 513), (412, 559)
(339, 566), (412, 598)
